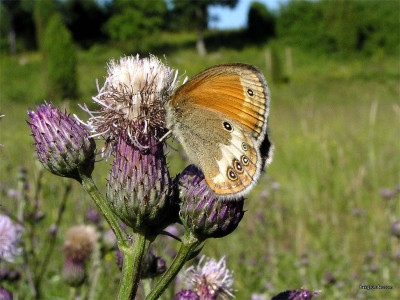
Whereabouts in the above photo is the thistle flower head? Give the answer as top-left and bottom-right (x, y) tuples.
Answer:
(184, 255), (235, 300)
(27, 102), (96, 180)
(63, 225), (98, 262)
(177, 165), (245, 241)
(0, 214), (23, 263)
(79, 54), (180, 157)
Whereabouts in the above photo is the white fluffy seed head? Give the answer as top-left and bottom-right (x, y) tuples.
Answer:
(78, 54), (181, 157)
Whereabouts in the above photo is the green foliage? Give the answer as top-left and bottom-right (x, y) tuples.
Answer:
(105, 0), (167, 50)
(247, 1), (275, 42)
(33, 0), (55, 51)
(277, 0), (400, 55)
(1, 45), (399, 299)
(1, 43), (399, 299)
(43, 14), (77, 100)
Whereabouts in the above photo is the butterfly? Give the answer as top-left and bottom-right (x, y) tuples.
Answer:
(166, 63), (273, 199)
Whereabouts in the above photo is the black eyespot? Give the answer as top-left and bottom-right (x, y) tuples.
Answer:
(242, 142), (248, 151)
(233, 159), (244, 173)
(227, 168), (238, 181)
(241, 155), (249, 166)
(247, 89), (254, 96)
(223, 121), (233, 132)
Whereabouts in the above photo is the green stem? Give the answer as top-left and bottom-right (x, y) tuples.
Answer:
(145, 233), (201, 300)
(118, 232), (151, 300)
(80, 173), (128, 247)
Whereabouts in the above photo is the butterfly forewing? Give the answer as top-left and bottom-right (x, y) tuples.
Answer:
(170, 64), (270, 144)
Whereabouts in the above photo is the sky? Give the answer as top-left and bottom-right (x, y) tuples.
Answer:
(209, 0), (287, 29)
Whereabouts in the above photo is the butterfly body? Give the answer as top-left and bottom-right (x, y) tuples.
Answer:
(166, 63), (273, 199)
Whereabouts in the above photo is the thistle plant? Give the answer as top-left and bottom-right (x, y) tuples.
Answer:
(26, 54), (254, 299)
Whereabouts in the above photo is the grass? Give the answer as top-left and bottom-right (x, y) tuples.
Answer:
(0, 38), (399, 299)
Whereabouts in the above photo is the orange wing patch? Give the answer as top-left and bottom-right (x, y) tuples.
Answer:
(170, 64), (269, 141)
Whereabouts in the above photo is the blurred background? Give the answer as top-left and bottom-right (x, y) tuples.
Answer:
(0, 0), (399, 299)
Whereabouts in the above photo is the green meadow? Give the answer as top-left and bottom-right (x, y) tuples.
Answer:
(1, 38), (399, 299)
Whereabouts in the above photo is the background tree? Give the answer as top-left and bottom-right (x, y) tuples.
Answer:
(43, 14), (78, 100)
(0, 0), (35, 54)
(63, 0), (110, 48)
(170, 0), (238, 56)
(247, 1), (275, 43)
(277, 0), (399, 55)
(105, 0), (167, 52)
(33, 0), (56, 51)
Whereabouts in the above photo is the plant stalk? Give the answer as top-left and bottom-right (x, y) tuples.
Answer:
(80, 173), (128, 248)
(118, 232), (151, 300)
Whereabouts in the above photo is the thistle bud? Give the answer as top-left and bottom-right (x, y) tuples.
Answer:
(27, 102), (96, 181)
(62, 256), (86, 287)
(177, 165), (245, 241)
(107, 136), (177, 233)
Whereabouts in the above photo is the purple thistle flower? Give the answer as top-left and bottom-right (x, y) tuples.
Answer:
(177, 165), (245, 241)
(380, 187), (398, 199)
(0, 288), (13, 300)
(27, 102), (96, 181)
(173, 290), (200, 300)
(184, 255), (235, 300)
(0, 214), (23, 263)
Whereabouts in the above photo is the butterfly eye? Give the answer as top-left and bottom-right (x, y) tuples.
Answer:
(242, 142), (248, 151)
(241, 155), (249, 166)
(247, 89), (254, 96)
(233, 159), (244, 174)
(227, 167), (238, 181)
(223, 121), (233, 132)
